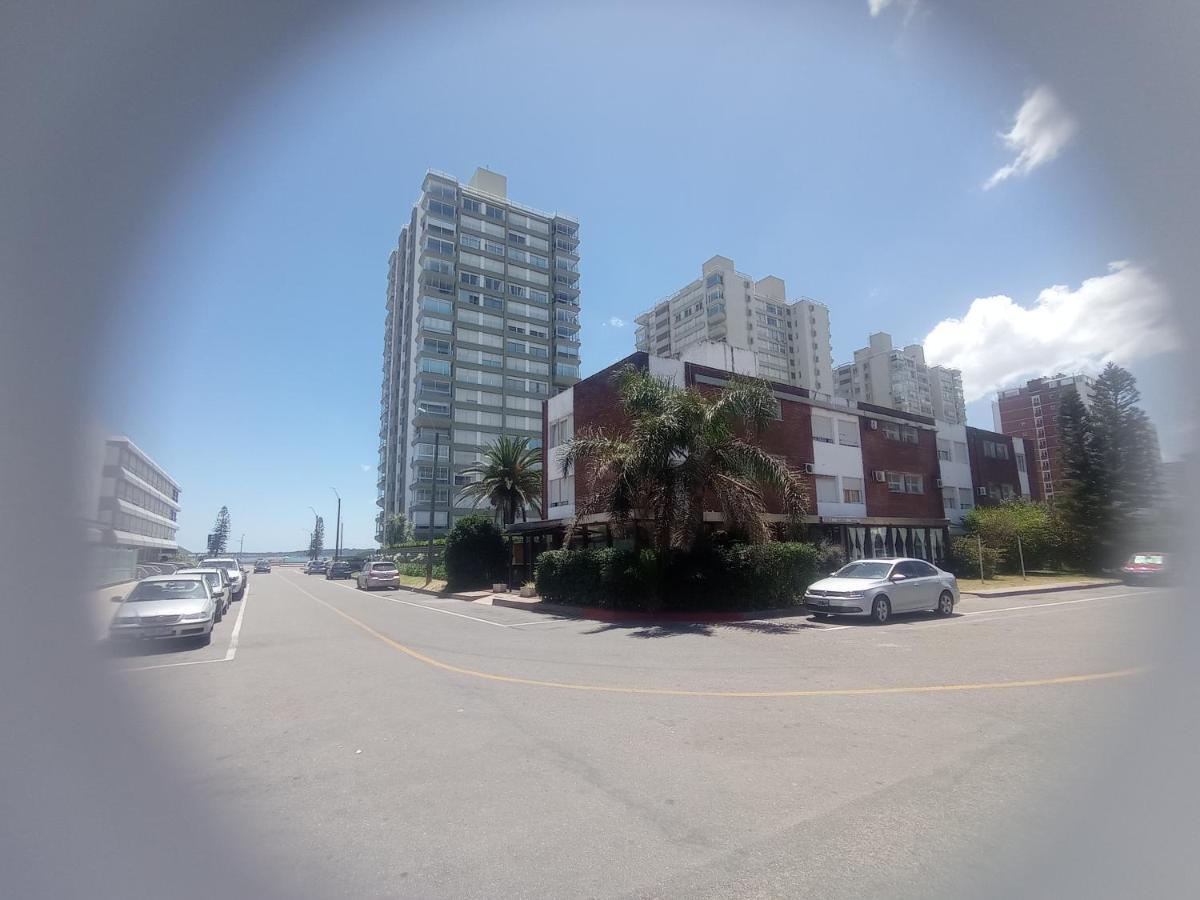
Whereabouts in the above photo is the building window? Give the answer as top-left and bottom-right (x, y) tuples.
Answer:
(842, 476), (863, 504)
(937, 439), (952, 461)
(953, 441), (968, 464)
(420, 358), (451, 376)
(1015, 453), (1027, 473)
(958, 487), (974, 509)
(983, 440), (1010, 460)
(882, 422), (919, 444)
(812, 415), (834, 444)
(886, 472), (924, 494)
(549, 416), (573, 448)
(942, 487), (957, 509)
(814, 475), (838, 503)
(824, 418), (853, 446)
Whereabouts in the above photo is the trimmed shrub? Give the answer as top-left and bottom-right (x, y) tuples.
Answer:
(534, 542), (825, 611)
(396, 561), (447, 580)
(947, 536), (1001, 580)
(444, 515), (507, 589)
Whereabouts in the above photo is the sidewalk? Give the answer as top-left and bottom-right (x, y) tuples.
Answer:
(959, 579), (1121, 598)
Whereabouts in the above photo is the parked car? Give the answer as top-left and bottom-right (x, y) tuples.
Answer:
(174, 567), (232, 621)
(803, 558), (959, 624)
(326, 560), (354, 580)
(253, 559), (272, 574)
(1120, 551), (1170, 584)
(108, 574), (218, 645)
(200, 557), (246, 600)
(357, 560), (400, 591)
(305, 559), (329, 575)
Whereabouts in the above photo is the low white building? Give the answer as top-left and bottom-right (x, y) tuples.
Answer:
(83, 435), (181, 584)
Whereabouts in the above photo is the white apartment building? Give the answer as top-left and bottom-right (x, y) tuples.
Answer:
(634, 255), (834, 394)
(834, 332), (966, 423)
(82, 435), (181, 583)
(376, 168), (582, 539)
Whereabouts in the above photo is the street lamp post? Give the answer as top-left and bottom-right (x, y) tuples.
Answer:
(330, 487), (341, 561)
(239, 533), (245, 562)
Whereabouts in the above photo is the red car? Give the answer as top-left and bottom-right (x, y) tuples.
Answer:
(1120, 552), (1170, 584)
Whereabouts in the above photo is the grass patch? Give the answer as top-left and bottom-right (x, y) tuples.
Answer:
(395, 573), (448, 592)
(956, 571), (1113, 593)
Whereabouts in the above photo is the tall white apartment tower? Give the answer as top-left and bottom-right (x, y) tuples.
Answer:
(633, 255), (834, 393)
(834, 332), (966, 423)
(376, 168), (582, 540)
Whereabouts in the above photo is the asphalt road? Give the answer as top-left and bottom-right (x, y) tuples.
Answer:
(106, 568), (1170, 898)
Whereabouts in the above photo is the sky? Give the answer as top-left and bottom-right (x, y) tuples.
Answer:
(95, 0), (1182, 552)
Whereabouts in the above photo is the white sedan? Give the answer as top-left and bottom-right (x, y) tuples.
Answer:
(803, 558), (959, 624)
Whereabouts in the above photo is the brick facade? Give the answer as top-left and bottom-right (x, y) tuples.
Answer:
(857, 409), (945, 520)
(965, 426), (1022, 507)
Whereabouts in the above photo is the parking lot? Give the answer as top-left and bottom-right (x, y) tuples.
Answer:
(106, 566), (1169, 898)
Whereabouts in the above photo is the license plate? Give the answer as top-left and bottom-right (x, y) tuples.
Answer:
(142, 626), (175, 637)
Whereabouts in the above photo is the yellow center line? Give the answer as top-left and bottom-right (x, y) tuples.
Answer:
(292, 577), (1145, 699)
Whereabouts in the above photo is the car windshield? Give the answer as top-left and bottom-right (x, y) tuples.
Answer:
(371, 563), (397, 572)
(202, 559), (236, 568)
(834, 561), (894, 579)
(1131, 554), (1164, 565)
(127, 580), (208, 601)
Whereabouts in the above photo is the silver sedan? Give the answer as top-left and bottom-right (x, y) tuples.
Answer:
(109, 575), (218, 645)
(356, 561), (401, 591)
(803, 558), (959, 624)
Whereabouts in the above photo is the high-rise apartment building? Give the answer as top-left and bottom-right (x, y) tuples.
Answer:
(833, 332), (966, 424)
(633, 255), (834, 393)
(993, 373), (1095, 501)
(376, 168), (581, 540)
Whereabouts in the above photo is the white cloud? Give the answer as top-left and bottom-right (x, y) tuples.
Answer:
(923, 261), (1176, 402)
(606, 317), (625, 328)
(868, 0), (918, 19)
(984, 86), (1077, 189)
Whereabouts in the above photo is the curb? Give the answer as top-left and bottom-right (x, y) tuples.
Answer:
(490, 596), (811, 625)
(960, 579), (1121, 598)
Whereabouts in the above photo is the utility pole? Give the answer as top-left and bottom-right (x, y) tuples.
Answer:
(239, 533), (245, 560)
(331, 487), (341, 560)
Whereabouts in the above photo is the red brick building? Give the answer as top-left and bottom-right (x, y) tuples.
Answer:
(994, 374), (1094, 501)
(516, 352), (950, 572)
(964, 426), (1024, 506)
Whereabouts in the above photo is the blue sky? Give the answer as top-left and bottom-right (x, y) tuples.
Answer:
(97, 0), (1180, 552)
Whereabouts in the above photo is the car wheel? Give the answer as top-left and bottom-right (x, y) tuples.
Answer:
(870, 596), (891, 625)
(936, 591), (955, 616)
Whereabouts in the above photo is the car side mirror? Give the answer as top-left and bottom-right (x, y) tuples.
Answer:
(889, 574), (907, 582)
(110, 595), (124, 604)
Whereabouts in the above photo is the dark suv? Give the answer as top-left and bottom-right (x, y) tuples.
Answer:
(326, 560), (354, 580)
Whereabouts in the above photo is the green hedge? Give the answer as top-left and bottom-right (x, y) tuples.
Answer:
(534, 542), (824, 612)
(946, 536), (1001, 579)
(397, 561), (447, 579)
(444, 515), (507, 589)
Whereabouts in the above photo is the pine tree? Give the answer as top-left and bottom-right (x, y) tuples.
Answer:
(309, 516), (325, 560)
(1056, 391), (1106, 568)
(1057, 364), (1162, 568)
(208, 506), (231, 555)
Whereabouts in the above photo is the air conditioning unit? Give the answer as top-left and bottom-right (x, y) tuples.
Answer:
(872, 470), (887, 483)
(935, 478), (943, 488)
(803, 462), (815, 475)
(977, 486), (988, 496)
(869, 419), (879, 430)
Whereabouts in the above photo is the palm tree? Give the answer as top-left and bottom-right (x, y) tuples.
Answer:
(457, 435), (543, 526)
(562, 366), (809, 551)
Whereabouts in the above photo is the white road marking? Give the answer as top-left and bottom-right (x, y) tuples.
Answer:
(223, 580), (251, 660)
(326, 580), (511, 628)
(119, 581), (251, 672)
